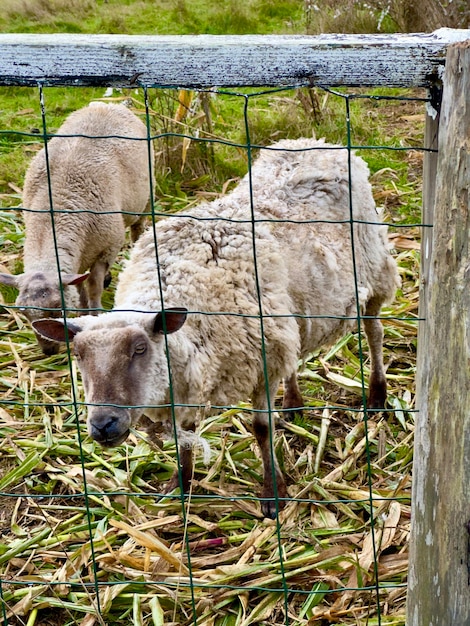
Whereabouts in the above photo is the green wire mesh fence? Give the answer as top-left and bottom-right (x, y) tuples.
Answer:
(0, 83), (424, 626)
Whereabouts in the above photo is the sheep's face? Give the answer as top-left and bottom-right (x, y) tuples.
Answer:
(0, 270), (90, 355)
(13, 271), (88, 319)
(74, 325), (157, 446)
(32, 309), (187, 446)
(15, 272), (62, 320)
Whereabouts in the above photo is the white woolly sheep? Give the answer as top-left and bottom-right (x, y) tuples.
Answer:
(33, 138), (400, 518)
(0, 102), (154, 354)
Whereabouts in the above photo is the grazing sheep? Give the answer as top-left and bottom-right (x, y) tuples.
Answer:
(0, 102), (154, 354)
(33, 138), (400, 518)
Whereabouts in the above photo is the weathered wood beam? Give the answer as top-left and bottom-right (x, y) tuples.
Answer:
(408, 39), (470, 625)
(0, 29), (468, 88)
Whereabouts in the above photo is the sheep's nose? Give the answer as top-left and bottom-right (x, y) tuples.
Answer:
(89, 411), (130, 447)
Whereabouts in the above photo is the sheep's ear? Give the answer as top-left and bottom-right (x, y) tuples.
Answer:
(32, 318), (82, 343)
(153, 308), (188, 335)
(0, 273), (20, 288)
(61, 273), (90, 286)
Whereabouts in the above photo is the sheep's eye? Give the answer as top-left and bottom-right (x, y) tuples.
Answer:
(133, 343), (147, 356)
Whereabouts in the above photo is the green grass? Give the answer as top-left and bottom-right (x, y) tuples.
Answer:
(1, 0), (401, 35)
(0, 0), (306, 35)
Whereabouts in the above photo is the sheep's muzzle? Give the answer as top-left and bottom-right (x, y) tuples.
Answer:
(88, 408), (131, 447)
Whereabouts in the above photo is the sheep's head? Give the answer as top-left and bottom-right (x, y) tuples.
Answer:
(33, 309), (188, 446)
(0, 271), (89, 355)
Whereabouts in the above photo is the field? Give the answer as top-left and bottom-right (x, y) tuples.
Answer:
(0, 2), (425, 625)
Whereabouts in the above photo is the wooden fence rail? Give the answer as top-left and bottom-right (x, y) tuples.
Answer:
(0, 29), (468, 87)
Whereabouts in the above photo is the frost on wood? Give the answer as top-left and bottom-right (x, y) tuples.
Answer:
(0, 29), (468, 87)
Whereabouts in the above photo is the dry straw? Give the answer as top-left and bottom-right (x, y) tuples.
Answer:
(0, 241), (416, 625)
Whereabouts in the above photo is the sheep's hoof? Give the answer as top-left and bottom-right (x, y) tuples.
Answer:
(281, 406), (304, 422)
(161, 467), (191, 498)
(262, 497), (286, 520)
(367, 385), (387, 411)
(261, 482), (287, 519)
(156, 480), (179, 503)
(163, 473), (181, 495)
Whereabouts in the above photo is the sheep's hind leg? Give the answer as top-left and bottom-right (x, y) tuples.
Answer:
(363, 297), (387, 409)
(252, 379), (287, 519)
(282, 372), (304, 420)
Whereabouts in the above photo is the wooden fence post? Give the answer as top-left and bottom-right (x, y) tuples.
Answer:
(407, 40), (470, 625)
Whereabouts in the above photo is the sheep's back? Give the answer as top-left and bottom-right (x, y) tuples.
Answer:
(227, 138), (399, 344)
(114, 137), (399, 395)
(23, 103), (152, 226)
(115, 213), (294, 320)
(115, 214), (301, 407)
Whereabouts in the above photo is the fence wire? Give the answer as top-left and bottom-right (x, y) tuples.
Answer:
(0, 82), (426, 626)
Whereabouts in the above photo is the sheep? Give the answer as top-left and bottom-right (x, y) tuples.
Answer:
(0, 102), (155, 355)
(32, 138), (400, 518)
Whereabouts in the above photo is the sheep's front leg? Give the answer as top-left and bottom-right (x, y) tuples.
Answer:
(130, 215), (147, 243)
(86, 259), (110, 314)
(77, 282), (89, 312)
(164, 444), (193, 494)
(252, 380), (287, 519)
